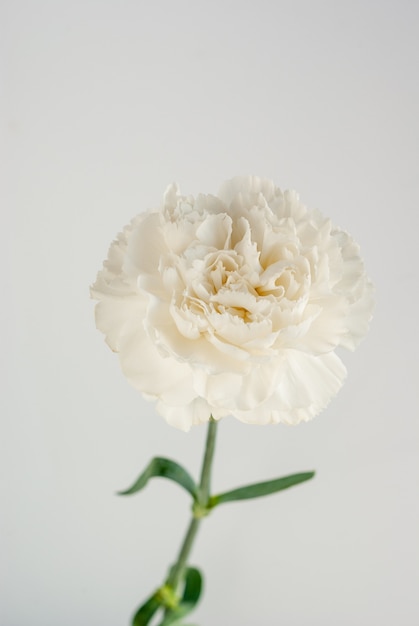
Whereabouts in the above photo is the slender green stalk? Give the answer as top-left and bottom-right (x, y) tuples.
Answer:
(165, 517), (200, 591)
(166, 417), (218, 592)
(198, 417), (217, 505)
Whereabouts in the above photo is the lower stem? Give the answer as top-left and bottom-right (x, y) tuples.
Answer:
(166, 417), (218, 593)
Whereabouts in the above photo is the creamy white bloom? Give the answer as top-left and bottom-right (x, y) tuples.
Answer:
(91, 176), (374, 430)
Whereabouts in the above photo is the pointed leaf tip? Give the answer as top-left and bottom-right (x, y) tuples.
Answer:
(118, 457), (198, 500)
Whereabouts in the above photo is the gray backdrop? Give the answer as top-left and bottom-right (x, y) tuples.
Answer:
(2, 1), (418, 625)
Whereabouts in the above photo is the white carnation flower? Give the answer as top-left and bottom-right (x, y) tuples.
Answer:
(91, 176), (374, 430)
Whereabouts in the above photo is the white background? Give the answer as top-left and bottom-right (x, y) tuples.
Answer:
(2, 1), (418, 625)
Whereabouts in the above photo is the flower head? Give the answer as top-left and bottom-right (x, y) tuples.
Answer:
(91, 176), (374, 430)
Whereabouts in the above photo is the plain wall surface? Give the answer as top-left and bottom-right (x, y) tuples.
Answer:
(2, 1), (418, 625)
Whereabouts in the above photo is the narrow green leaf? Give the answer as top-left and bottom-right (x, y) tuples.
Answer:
(157, 567), (203, 626)
(182, 567), (202, 605)
(210, 471), (315, 507)
(131, 593), (161, 626)
(118, 457), (198, 500)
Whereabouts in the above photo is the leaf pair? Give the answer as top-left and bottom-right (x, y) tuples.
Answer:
(118, 456), (315, 511)
(131, 567), (202, 626)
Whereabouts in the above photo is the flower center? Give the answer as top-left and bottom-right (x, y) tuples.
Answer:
(167, 234), (311, 349)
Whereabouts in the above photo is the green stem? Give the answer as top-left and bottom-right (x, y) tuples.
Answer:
(199, 417), (217, 505)
(166, 417), (218, 593)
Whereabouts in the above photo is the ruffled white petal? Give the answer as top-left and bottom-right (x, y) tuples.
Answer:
(218, 175), (279, 207)
(231, 351), (347, 425)
(156, 397), (226, 431)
